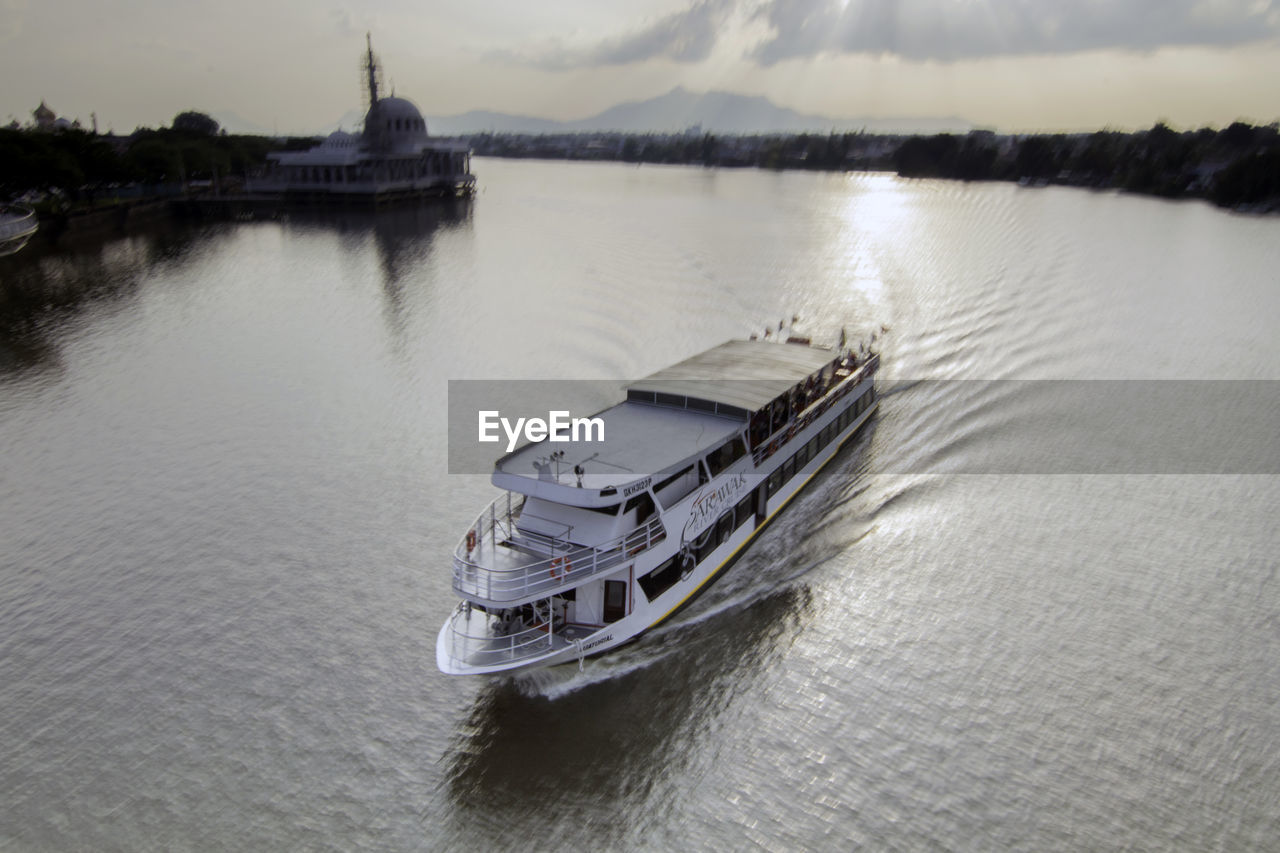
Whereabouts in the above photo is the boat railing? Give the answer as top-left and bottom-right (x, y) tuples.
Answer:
(751, 352), (879, 467)
(459, 492), (574, 558)
(504, 510), (576, 554)
(442, 602), (559, 668)
(452, 512), (667, 604)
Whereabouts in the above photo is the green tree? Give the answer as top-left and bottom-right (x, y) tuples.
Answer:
(1012, 137), (1058, 179)
(172, 111), (220, 136)
(1211, 149), (1280, 207)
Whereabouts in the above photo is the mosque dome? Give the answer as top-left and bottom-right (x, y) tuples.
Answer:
(362, 96), (429, 153)
(320, 129), (359, 149)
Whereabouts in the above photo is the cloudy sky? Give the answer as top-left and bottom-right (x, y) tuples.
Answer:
(3, 0), (1277, 133)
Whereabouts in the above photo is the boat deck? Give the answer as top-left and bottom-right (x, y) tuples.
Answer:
(495, 400), (742, 491)
(628, 339), (838, 413)
(440, 604), (602, 672)
(454, 494), (667, 605)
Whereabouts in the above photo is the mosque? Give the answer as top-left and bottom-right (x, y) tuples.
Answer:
(247, 37), (475, 202)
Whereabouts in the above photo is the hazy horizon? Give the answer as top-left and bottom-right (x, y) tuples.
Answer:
(3, 1), (1278, 136)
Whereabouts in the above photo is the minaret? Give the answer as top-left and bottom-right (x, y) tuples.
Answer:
(365, 33), (380, 108)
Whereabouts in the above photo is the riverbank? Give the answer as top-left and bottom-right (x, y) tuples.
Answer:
(29, 198), (176, 248)
(7, 120), (1277, 262)
(465, 122), (1280, 213)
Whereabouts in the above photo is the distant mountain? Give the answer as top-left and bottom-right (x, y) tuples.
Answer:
(425, 87), (971, 136)
(428, 111), (568, 136)
(282, 87), (970, 138)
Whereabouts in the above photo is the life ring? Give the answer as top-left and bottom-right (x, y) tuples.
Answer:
(550, 556), (569, 578)
(465, 529), (477, 554)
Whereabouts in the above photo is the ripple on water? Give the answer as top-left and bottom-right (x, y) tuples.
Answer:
(1, 161), (1278, 851)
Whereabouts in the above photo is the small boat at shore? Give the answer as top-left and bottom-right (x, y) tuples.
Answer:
(438, 334), (879, 675)
(0, 205), (38, 257)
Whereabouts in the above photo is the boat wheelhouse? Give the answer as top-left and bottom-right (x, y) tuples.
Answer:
(437, 336), (879, 675)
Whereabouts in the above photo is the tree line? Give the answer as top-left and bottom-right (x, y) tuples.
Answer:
(890, 122), (1280, 209)
(0, 111), (313, 206)
(5, 111), (1278, 213)
(467, 121), (1280, 211)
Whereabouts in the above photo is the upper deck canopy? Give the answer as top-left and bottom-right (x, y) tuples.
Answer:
(626, 339), (838, 416)
(493, 401), (741, 505)
(491, 339), (842, 505)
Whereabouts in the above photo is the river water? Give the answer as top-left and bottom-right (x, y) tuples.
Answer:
(1, 159), (1278, 851)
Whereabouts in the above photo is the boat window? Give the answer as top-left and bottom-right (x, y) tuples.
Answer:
(639, 556), (681, 601)
(654, 463), (702, 509)
(603, 580), (627, 623)
(696, 524), (719, 563)
(770, 397), (788, 432)
(767, 467), (783, 498)
(623, 493), (656, 525)
(749, 410), (770, 448)
(705, 438), (746, 478)
(580, 502), (621, 516)
(734, 495), (753, 529)
(656, 392), (685, 408)
(806, 437), (819, 461)
(715, 511), (734, 546)
(796, 442), (811, 468)
(782, 456), (796, 483)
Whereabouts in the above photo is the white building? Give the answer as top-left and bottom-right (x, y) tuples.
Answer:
(248, 37), (474, 201)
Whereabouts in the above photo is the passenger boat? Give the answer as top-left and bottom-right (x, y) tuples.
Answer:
(437, 335), (880, 675)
